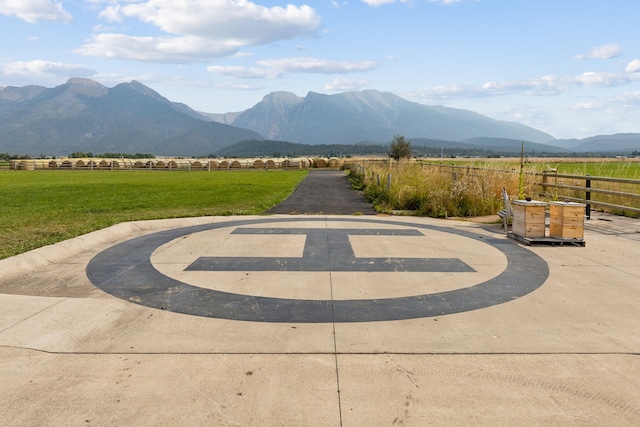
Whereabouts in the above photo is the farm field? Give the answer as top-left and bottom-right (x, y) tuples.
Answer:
(417, 157), (640, 178)
(0, 170), (307, 259)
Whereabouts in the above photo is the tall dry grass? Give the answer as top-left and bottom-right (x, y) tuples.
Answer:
(350, 161), (538, 217)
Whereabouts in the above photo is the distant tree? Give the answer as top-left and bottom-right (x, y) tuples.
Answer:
(70, 151), (93, 158)
(389, 135), (412, 161)
(134, 153), (154, 159)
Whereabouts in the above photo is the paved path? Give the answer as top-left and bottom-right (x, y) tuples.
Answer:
(266, 169), (377, 215)
(1, 177), (640, 425)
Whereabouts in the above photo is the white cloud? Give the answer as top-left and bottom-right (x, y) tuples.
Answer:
(563, 92), (640, 136)
(324, 77), (371, 91)
(574, 71), (631, 86)
(497, 105), (552, 128)
(361, 0), (462, 6)
(84, 0), (123, 3)
(109, 0), (319, 41)
(413, 75), (570, 100)
(257, 57), (377, 74)
(207, 57), (377, 79)
(572, 102), (603, 111)
(482, 75), (569, 96)
(615, 91), (640, 106)
(1, 60), (94, 78)
(0, 0), (72, 23)
(413, 83), (475, 98)
(574, 43), (622, 60)
(75, 33), (243, 62)
(79, 0), (322, 62)
(207, 65), (282, 79)
(625, 59), (640, 73)
(98, 4), (123, 22)
(411, 70), (640, 102)
(361, 0), (399, 6)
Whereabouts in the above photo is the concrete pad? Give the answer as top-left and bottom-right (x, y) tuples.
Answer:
(0, 348), (340, 427)
(0, 294), (335, 354)
(338, 354), (640, 425)
(0, 294), (66, 332)
(1, 213), (639, 425)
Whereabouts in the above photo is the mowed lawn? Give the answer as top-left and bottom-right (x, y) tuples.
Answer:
(0, 170), (307, 259)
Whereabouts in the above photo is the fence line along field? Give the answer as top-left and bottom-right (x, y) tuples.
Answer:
(417, 157), (640, 178)
(0, 170), (307, 260)
(348, 157), (640, 218)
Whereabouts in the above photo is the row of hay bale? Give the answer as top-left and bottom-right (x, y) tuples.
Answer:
(9, 157), (345, 171)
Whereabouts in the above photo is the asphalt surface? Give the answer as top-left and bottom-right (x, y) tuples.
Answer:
(266, 169), (377, 215)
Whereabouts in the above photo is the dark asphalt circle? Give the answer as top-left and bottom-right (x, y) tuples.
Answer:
(86, 217), (549, 323)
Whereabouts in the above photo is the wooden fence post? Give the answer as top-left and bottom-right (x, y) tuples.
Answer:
(585, 174), (591, 219)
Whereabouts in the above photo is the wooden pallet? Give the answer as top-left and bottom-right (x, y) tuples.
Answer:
(508, 232), (586, 247)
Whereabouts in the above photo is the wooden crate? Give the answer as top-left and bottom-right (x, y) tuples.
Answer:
(512, 200), (547, 238)
(549, 202), (585, 239)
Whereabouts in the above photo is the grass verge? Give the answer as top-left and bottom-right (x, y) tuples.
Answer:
(0, 170), (307, 260)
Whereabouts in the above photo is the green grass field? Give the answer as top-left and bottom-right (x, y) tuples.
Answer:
(0, 170), (307, 260)
(418, 158), (640, 179)
(546, 160), (640, 178)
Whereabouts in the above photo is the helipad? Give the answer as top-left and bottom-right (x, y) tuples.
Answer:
(86, 217), (548, 323)
(1, 213), (640, 425)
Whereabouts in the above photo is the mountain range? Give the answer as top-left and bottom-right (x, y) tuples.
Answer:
(1, 78), (639, 157)
(0, 78), (262, 156)
(229, 90), (554, 145)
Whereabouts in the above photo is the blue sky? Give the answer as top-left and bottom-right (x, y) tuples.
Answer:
(1, 0), (640, 140)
